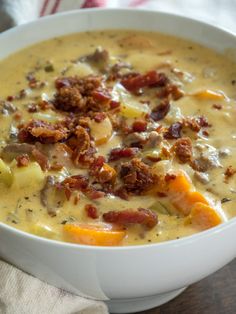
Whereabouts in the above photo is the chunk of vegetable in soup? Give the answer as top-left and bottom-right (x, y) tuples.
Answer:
(0, 30), (236, 246)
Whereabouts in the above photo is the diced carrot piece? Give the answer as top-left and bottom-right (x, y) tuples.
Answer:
(191, 89), (225, 100)
(172, 191), (209, 216)
(167, 172), (192, 194)
(63, 223), (126, 246)
(186, 202), (222, 230)
(186, 191), (209, 206)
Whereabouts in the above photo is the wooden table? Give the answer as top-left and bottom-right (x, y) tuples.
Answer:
(141, 258), (236, 314)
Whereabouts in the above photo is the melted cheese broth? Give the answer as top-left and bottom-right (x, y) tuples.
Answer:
(0, 30), (236, 245)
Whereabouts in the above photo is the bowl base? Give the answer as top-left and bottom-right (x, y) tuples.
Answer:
(106, 287), (186, 313)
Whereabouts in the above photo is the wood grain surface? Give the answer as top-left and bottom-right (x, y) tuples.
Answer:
(140, 258), (236, 314)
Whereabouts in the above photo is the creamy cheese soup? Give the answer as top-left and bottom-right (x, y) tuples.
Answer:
(0, 30), (236, 246)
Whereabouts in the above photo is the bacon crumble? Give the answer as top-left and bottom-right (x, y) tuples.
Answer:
(120, 158), (157, 194)
(150, 100), (170, 121)
(16, 154), (30, 167)
(164, 122), (182, 139)
(109, 147), (139, 162)
(103, 208), (158, 229)
(85, 204), (99, 219)
(18, 120), (69, 144)
(121, 71), (168, 92)
(54, 75), (113, 113)
(173, 137), (193, 163)
(224, 166), (236, 180)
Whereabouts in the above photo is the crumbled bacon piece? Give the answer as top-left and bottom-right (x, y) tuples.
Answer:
(38, 100), (53, 110)
(74, 126), (91, 152)
(61, 175), (89, 190)
(99, 164), (117, 184)
(120, 158), (157, 193)
(132, 119), (147, 132)
(165, 173), (177, 182)
(85, 204), (98, 219)
(114, 187), (129, 200)
(90, 156), (106, 173)
(16, 154), (30, 167)
(197, 116), (211, 128)
(58, 175), (89, 200)
(72, 147), (96, 167)
(50, 163), (63, 171)
(84, 187), (105, 200)
(224, 166), (236, 180)
(58, 173), (105, 201)
(92, 90), (111, 103)
(27, 104), (38, 113)
(55, 77), (78, 89)
(78, 116), (91, 129)
(93, 112), (107, 123)
(103, 208), (158, 229)
(121, 71), (168, 92)
(68, 126), (93, 166)
(202, 130), (209, 137)
(90, 157), (116, 185)
(164, 122), (182, 139)
(156, 84), (184, 100)
(182, 116), (211, 133)
(54, 86), (84, 112)
(13, 111), (22, 121)
(173, 137), (192, 163)
(109, 147), (139, 162)
(18, 120), (68, 144)
(150, 100), (170, 121)
(182, 118), (201, 132)
(109, 100), (120, 109)
(6, 95), (15, 102)
(157, 192), (167, 197)
(212, 104), (222, 110)
(32, 148), (49, 171)
(54, 75), (109, 113)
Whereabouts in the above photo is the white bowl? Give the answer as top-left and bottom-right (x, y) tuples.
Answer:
(0, 9), (236, 314)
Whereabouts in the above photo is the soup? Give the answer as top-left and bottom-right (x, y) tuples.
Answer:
(0, 30), (236, 246)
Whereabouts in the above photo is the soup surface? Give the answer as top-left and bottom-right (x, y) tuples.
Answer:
(0, 30), (236, 246)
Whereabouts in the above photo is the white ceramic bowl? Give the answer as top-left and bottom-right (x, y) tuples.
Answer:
(0, 9), (236, 314)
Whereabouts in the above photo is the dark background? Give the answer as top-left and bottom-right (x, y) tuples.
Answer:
(141, 258), (236, 314)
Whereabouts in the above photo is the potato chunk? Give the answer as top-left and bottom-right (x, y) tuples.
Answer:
(0, 158), (13, 187)
(12, 162), (45, 189)
(113, 83), (151, 118)
(31, 223), (56, 239)
(90, 116), (113, 145)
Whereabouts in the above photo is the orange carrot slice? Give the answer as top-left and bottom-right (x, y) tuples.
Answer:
(64, 223), (126, 246)
(165, 172), (211, 216)
(167, 172), (192, 194)
(186, 202), (222, 230)
(172, 191), (209, 215)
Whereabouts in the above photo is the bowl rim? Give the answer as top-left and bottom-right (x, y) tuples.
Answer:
(0, 7), (236, 252)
